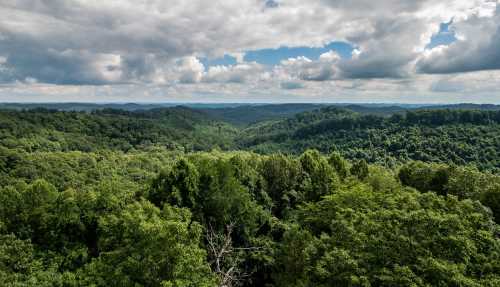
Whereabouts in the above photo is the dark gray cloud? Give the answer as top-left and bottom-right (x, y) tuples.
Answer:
(417, 5), (500, 74)
(338, 55), (414, 79)
(2, 48), (117, 85)
(320, 0), (433, 14)
(280, 81), (304, 89)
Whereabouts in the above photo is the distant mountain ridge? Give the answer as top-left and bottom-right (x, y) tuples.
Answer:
(2, 102), (499, 126)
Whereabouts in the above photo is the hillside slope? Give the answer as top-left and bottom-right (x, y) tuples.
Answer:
(240, 107), (500, 171)
(0, 107), (237, 152)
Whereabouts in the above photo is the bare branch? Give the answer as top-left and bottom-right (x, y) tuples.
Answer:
(205, 222), (253, 287)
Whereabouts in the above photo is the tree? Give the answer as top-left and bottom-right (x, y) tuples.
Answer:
(328, 152), (349, 179)
(299, 150), (339, 202)
(260, 154), (302, 216)
(481, 184), (500, 223)
(445, 166), (487, 200)
(0, 234), (72, 286)
(398, 162), (450, 195)
(149, 158), (200, 209)
(206, 222), (259, 287)
(80, 201), (216, 287)
(275, 185), (500, 286)
(350, 159), (369, 180)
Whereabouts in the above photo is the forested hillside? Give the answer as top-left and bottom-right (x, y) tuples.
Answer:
(0, 107), (236, 152)
(0, 103), (325, 126)
(2, 105), (500, 171)
(1, 105), (500, 286)
(241, 107), (500, 171)
(200, 103), (324, 125)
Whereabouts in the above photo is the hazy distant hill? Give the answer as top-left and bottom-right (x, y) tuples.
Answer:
(3, 102), (498, 125)
(420, 103), (500, 111)
(200, 103), (326, 125)
(0, 102), (252, 112)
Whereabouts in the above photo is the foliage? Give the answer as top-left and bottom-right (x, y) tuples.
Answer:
(275, 186), (500, 286)
(0, 107), (236, 153)
(240, 107), (500, 171)
(1, 105), (500, 286)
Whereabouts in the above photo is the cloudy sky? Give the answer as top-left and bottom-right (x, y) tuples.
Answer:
(1, 0), (500, 103)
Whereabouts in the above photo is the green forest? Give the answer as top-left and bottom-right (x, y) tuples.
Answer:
(1, 104), (500, 286)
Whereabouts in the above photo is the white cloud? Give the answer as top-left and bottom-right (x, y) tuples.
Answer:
(417, 3), (500, 74)
(171, 57), (265, 84)
(0, 0), (499, 102)
(275, 53), (339, 81)
(204, 62), (264, 83)
(177, 56), (205, 84)
(319, 50), (340, 62)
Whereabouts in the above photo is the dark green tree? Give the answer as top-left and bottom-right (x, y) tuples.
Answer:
(328, 152), (349, 179)
(350, 159), (369, 180)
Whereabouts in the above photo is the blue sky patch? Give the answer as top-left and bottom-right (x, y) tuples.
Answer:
(244, 41), (354, 65)
(265, 0), (279, 8)
(426, 20), (457, 49)
(199, 41), (354, 70)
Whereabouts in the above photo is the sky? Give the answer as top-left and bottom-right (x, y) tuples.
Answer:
(0, 0), (500, 103)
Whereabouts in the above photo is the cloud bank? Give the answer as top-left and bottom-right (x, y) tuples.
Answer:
(0, 0), (499, 102)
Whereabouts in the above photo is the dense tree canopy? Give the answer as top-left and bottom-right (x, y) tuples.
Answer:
(0, 107), (236, 153)
(1, 148), (499, 286)
(1, 106), (500, 170)
(241, 107), (500, 171)
(1, 105), (500, 286)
